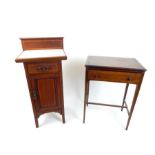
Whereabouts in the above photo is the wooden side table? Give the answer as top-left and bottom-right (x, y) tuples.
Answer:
(83, 56), (146, 130)
(15, 37), (67, 128)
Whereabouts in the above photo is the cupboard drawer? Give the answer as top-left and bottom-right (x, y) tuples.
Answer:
(88, 70), (142, 84)
(27, 63), (59, 74)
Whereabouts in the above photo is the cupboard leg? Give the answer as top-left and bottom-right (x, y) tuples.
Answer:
(59, 62), (66, 124)
(35, 117), (39, 128)
(62, 108), (65, 123)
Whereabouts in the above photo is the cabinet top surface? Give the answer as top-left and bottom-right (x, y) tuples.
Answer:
(15, 49), (67, 63)
(86, 56), (146, 71)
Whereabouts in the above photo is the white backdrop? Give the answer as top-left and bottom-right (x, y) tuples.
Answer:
(0, 0), (155, 155)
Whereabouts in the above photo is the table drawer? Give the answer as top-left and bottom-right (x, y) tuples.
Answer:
(88, 70), (142, 84)
(27, 63), (59, 74)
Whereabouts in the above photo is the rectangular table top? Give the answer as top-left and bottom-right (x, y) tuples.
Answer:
(86, 56), (146, 71)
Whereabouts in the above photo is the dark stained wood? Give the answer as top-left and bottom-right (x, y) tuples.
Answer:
(58, 61), (65, 123)
(15, 37), (67, 127)
(27, 62), (59, 74)
(24, 63), (39, 128)
(88, 102), (127, 108)
(15, 37), (67, 63)
(86, 56), (146, 72)
(31, 76), (58, 108)
(83, 69), (89, 123)
(125, 78), (144, 130)
(21, 37), (64, 50)
(121, 83), (129, 111)
(87, 70), (142, 84)
(83, 56), (146, 130)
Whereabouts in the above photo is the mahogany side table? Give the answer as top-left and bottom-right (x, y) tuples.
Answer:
(15, 37), (67, 128)
(83, 56), (146, 130)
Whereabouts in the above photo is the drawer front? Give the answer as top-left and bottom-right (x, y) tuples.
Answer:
(27, 63), (59, 74)
(88, 70), (142, 84)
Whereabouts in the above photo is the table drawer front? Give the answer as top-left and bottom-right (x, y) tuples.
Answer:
(88, 70), (142, 84)
(27, 63), (59, 74)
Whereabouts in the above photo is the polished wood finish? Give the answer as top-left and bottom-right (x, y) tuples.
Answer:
(21, 37), (64, 50)
(15, 37), (67, 63)
(86, 56), (145, 71)
(27, 62), (59, 74)
(15, 37), (67, 127)
(83, 56), (146, 130)
(88, 70), (142, 84)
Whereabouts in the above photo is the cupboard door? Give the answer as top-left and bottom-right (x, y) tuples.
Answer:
(30, 76), (60, 112)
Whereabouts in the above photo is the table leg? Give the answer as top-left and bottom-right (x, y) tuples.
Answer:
(121, 83), (129, 111)
(125, 84), (141, 130)
(83, 78), (89, 123)
(86, 81), (90, 107)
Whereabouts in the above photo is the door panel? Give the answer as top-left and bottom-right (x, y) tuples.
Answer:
(37, 78), (57, 108)
(30, 76), (60, 112)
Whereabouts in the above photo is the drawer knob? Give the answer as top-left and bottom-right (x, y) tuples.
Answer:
(127, 76), (132, 81)
(36, 66), (50, 72)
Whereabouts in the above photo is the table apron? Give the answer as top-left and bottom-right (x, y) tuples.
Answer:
(87, 70), (143, 84)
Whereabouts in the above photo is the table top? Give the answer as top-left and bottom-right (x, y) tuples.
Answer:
(15, 49), (67, 63)
(86, 56), (146, 71)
